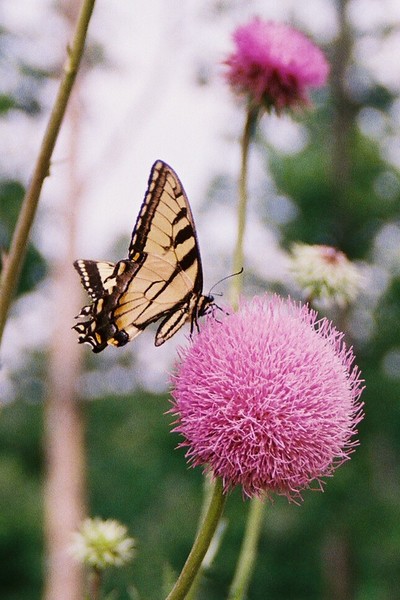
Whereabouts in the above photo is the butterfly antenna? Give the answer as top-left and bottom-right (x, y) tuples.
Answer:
(208, 267), (244, 297)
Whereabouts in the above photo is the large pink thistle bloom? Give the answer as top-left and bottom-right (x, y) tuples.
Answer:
(224, 19), (329, 111)
(171, 295), (364, 501)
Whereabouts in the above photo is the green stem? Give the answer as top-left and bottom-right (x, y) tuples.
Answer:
(228, 104), (265, 600)
(185, 477), (226, 600)
(165, 477), (227, 600)
(185, 477), (214, 600)
(0, 0), (96, 345)
(229, 105), (259, 309)
(228, 496), (265, 600)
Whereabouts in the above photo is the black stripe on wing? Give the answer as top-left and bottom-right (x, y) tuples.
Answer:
(127, 160), (204, 291)
(73, 260), (116, 299)
(128, 161), (175, 255)
(174, 224), (192, 247)
(73, 161), (215, 352)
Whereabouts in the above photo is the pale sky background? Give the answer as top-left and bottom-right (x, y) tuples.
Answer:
(1, 0), (400, 398)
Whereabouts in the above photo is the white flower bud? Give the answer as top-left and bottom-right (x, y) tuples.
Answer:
(70, 517), (135, 570)
(289, 243), (364, 308)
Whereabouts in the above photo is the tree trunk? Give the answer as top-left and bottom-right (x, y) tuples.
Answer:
(43, 10), (87, 592)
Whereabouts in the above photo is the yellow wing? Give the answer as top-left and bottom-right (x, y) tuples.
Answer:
(73, 161), (214, 352)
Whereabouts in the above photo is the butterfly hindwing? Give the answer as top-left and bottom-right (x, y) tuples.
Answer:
(73, 259), (142, 352)
(74, 260), (116, 299)
(73, 161), (213, 352)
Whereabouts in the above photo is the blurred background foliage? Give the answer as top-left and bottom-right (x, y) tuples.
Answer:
(0, 180), (47, 295)
(1, 1), (400, 599)
(0, 20), (47, 297)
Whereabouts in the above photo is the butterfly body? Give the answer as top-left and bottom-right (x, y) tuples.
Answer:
(73, 161), (214, 352)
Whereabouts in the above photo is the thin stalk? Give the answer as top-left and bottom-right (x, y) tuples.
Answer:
(228, 496), (265, 600)
(89, 568), (102, 600)
(185, 477), (215, 600)
(165, 477), (227, 600)
(183, 106), (259, 598)
(228, 104), (265, 600)
(185, 478), (227, 600)
(229, 105), (259, 309)
(0, 0), (96, 345)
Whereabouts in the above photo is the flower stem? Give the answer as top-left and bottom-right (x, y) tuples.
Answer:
(89, 568), (102, 600)
(185, 477), (227, 600)
(229, 105), (259, 309)
(228, 105), (265, 599)
(228, 496), (265, 600)
(0, 0), (96, 346)
(165, 477), (227, 600)
(185, 477), (214, 600)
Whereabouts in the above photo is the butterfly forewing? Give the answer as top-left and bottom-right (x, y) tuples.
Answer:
(129, 161), (203, 288)
(73, 160), (213, 352)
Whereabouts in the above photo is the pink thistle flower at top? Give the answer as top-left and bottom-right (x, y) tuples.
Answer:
(224, 19), (329, 111)
(171, 295), (364, 501)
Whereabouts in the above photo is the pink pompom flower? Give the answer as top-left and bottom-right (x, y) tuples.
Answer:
(171, 295), (364, 501)
(224, 19), (329, 111)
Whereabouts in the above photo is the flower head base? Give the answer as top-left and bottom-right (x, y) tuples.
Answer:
(224, 19), (329, 112)
(171, 295), (364, 501)
(70, 518), (135, 570)
(289, 243), (364, 308)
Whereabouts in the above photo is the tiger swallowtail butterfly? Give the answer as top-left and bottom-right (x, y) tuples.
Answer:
(73, 160), (214, 352)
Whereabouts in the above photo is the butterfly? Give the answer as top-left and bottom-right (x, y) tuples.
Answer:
(73, 160), (215, 352)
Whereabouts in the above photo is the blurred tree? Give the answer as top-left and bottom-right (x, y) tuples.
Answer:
(42, 81), (86, 600)
(42, 1), (99, 598)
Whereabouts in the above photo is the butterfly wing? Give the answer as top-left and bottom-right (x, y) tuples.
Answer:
(129, 160), (203, 290)
(128, 160), (207, 345)
(73, 259), (139, 352)
(109, 253), (203, 346)
(74, 260), (116, 299)
(73, 161), (212, 352)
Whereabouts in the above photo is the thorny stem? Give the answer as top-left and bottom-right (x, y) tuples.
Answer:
(0, 0), (96, 346)
(229, 105), (259, 309)
(165, 477), (227, 600)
